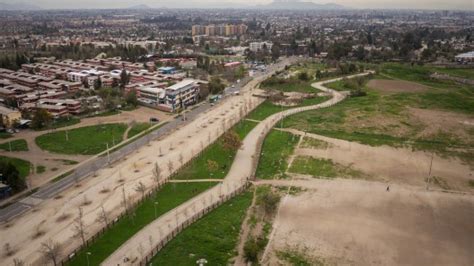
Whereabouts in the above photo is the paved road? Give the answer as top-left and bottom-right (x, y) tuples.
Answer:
(0, 60), (292, 223)
(102, 71), (372, 265)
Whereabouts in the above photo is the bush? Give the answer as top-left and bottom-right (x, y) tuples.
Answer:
(298, 71), (309, 81)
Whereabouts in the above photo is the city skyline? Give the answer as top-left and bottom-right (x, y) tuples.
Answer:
(0, 0), (473, 10)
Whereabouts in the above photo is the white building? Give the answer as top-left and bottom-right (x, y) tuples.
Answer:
(249, 42), (273, 52)
(136, 79), (199, 112)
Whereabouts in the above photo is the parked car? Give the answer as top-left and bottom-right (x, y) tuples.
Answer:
(149, 117), (160, 123)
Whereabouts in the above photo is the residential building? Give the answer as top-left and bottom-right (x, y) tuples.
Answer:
(0, 105), (21, 127)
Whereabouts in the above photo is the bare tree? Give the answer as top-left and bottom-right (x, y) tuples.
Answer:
(73, 207), (87, 247)
(167, 160), (174, 175)
(148, 235), (154, 249)
(3, 242), (14, 257)
(158, 147), (163, 157)
(13, 258), (24, 266)
(134, 181), (147, 199)
(39, 240), (61, 266)
(121, 185), (128, 215)
(178, 153), (184, 167)
(96, 205), (109, 228)
(152, 162), (161, 185)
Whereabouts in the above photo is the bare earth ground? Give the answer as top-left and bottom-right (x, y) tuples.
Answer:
(283, 129), (473, 192)
(0, 107), (172, 188)
(367, 79), (430, 94)
(261, 179), (474, 266)
(408, 107), (474, 141)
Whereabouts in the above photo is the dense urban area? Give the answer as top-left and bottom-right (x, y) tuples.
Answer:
(0, 3), (472, 266)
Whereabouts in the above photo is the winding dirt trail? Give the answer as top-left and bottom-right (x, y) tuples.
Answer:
(102, 72), (373, 265)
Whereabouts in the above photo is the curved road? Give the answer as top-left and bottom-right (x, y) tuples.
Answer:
(103, 71), (373, 265)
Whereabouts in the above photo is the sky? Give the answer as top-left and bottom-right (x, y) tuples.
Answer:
(5, 0), (474, 10)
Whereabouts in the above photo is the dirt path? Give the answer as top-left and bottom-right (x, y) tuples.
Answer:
(258, 178), (474, 266)
(233, 186), (258, 265)
(102, 71), (371, 265)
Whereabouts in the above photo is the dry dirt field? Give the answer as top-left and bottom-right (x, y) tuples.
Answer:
(367, 79), (430, 94)
(285, 130), (473, 192)
(263, 179), (474, 266)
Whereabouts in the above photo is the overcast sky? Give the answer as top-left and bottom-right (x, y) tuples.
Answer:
(7, 0), (474, 10)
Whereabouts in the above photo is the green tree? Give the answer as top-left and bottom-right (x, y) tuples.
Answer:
(208, 76), (225, 94)
(31, 109), (52, 130)
(0, 162), (26, 192)
(125, 91), (138, 107)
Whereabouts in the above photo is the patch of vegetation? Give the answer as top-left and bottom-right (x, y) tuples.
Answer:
(429, 176), (450, 190)
(172, 121), (257, 180)
(0, 132), (12, 139)
(0, 139), (28, 152)
(35, 123), (127, 155)
(127, 122), (152, 139)
(87, 109), (121, 118)
(431, 67), (474, 80)
(53, 159), (78, 165)
(468, 179), (474, 188)
(67, 182), (216, 266)
(256, 130), (299, 179)
(36, 165), (46, 174)
(0, 156), (30, 178)
(261, 76), (316, 93)
(150, 190), (253, 265)
(289, 156), (366, 179)
(248, 96), (330, 121)
(49, 117), (81, 130)
(51, 170), (73, 182)
(277, 249), (325, 266)
(300, 137), (331, 149)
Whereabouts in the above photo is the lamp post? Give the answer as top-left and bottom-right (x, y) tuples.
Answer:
(154, 201), (158, 218)
(86, 252), (91, 266)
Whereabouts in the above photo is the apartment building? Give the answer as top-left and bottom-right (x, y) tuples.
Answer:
(249, 42), (273, 52)
(192, 24), (248, 37)
(136, 79), (199, 112)
(38, 79), (82, 92)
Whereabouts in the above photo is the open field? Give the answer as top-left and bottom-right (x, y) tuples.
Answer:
(264, 179), (474, 266)
(35, 123), (127, 155)
(67, 182), (216, 266)
(288, 156), (367, 180)
(282, 67), (474, 163)
(150, 190), (252, 265)
(0, 139), (28, 152)
(367, 79), (430, 94)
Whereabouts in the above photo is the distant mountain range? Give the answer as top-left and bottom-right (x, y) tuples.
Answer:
(126, 4), (152, 10)
(259, 0), (345, 10)
(0, 0), (344, 11)
(0, 2), (41, 10)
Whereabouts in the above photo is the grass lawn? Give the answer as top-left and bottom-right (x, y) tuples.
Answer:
(48, 117), (81, 130)
(288, 156), (366, 179)
(67, 182), (217, 266)
(431, 67), (474, 79)
(127, 122), (152, 139)
(0, 132), (12, 139)
(256, 130), (299, 179)
(0, 139), (28, 152)
(172, 120), (258, 180)
(150, 190), (253, 265)
(299, 137), (331, 149)
(261, 78), (316, 93)
(0, 156), (31, 178)
(35, 123), (127, 155)
(247, 96), (330, 121)
(87, 109), (121, 118)
(282, 75), (474, 161)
